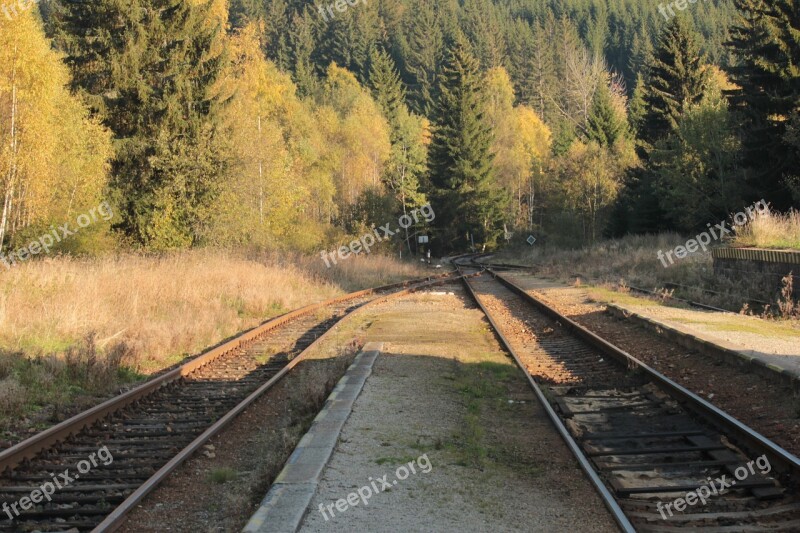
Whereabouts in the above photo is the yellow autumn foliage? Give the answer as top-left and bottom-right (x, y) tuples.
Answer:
(0, 10), (112, 252)
(483, 67), (552, 228)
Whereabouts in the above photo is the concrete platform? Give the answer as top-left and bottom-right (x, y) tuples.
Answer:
(606, 304), (800, 392)
(242, 342), (383, 533)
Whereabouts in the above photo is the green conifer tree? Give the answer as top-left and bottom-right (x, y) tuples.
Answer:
(726, 0), (799, 207)
(402, 0), (445, 116)
(627, 16), (708, 234)
(51, 0), (228, 249)
(641, 16), (708, 148)
(428, 34), (507, 251)
(369, 48), (407, 137)
(586, 82), (627, 147)
(289, 9), (319, 98)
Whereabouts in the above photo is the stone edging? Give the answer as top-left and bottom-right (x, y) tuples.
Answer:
(242, 342), (384, 533)
(712, 247), (800, 265)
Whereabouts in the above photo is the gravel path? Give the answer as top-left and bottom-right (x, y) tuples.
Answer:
(300, 286), (618, 533)
(616, 301), (800, 367)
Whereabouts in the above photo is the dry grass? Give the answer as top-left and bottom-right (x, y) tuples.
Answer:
(496, 233), (788, 314)
(0, 249), (426, 438)
(500, 233), (706, 286)
(261, 250), (430, 293)
(731, 210), (800, 250)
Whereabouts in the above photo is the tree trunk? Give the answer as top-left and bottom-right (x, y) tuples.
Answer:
(1, 61), (19, 251)
(400, 144), (413, 255)
(258, 115), (264, 226)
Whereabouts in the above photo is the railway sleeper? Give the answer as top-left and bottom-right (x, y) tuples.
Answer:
(460, 267), (800, 531)
(0, 484), (139, 493)
(13, 457), (165, 471)
(6, 514), (104, 531)
(6, 472), (153, 482)
(628, 502), (800, 523)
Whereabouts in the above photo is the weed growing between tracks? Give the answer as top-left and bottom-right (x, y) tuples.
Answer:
(450, 358), (532, 469)
(208, 468), (239, 484)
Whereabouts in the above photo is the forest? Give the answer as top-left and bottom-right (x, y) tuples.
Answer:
(1, 0), (798, 255)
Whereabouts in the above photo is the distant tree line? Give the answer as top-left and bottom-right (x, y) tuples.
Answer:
(0, 0), (796, 256)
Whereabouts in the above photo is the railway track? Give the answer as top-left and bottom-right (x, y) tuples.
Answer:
(0, 273), (454, 533)
(456, 259), (800, 532)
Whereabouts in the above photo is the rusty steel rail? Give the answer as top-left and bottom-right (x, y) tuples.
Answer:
(92, 273), (457, 532)
(454, 262), (636, 533)
(457, 255), (800, 531)
(0, 272), (454, 475)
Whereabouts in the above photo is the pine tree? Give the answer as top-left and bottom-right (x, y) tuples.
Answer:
(349, 4), (386, 82)
(462, 0), (506, 69)
(529, 19), (559, 123)
(726, 0), (799, 208)
(319, 0), (385, 84)
(505, 19), (535, 104)
(652, 76), (745, 231)
(289, 9), (319, 98)
(627, 16), (709, 234)
(586, 82), (627, 147)
(627, 73), (647, 136)
(586, 5), (609, 60)
(47, 0), (135, 109)
(263, 0), (291, 71)
(428, 34), (507, 251)
(369, 48), (406, 137)
(402, 0), (445, 116)
(51, 0), (228, 249)
(506, 18), (558, 123)
(641, 16), (708, 148)
(627, 25), (653, 84)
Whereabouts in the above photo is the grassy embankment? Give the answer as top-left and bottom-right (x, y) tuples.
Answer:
(496, 228), (798, 317)
(730, 210), (800, 250)
(0, 250), (427, 440)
